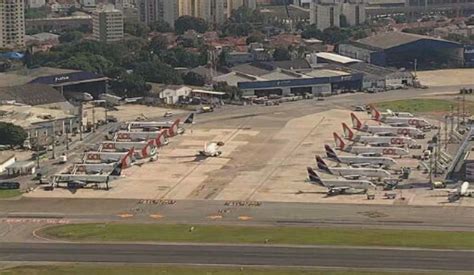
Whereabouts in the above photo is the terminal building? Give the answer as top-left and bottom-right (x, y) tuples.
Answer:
(214, 60), (363, 97)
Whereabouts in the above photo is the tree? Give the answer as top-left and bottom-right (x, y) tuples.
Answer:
(175, 16), (208, 34)
(150, 20), (173, 33)
(0, 122), (27, 147)
(301, 24), (324, 40)
(322, 27), (349, 45)
(150, 35), (169, 53)
(133, 60), (183, 84)
(273, 47), (291, 61)
(59, 31), (83, 43)
(111, 72), (151, 98)
(246, 32), (265, 44)
(214, 82), (243, 100)
(183, 72), (206, 86)
(124, 22), (150, 38)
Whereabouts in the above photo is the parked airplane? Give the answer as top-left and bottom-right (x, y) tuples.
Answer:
(351, 113), (423, 137)
(199, 142), (224, 157)
(307, 167), (375, 195)
(73, 163), (118, 175)
(115, 131), (168, 146)
(371, 108), (430, 127)
(324, 145), (397, 167)
(369, 105), (414, 118)
(84, 148), (134, 167)
(101, 140), (156, 159)
(334, 133), (409, 156)
(447, 181), (473, 202)
(127, 113), (195, 137)
(342, 122), (415, 145)
(316, 155), (391, 178)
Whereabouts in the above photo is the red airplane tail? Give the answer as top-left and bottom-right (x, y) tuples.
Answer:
(333, 132), (346, 150)
(350, 113), (362, 130)
(342, 122), (354, 141)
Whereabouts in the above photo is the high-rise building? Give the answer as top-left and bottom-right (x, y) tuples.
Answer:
(0, 0), (25, 49)
(310, 0), (365, 30)
(179, 0), (256, 26)
(92, 5), (124, 43)
(138, 0), (179, 27)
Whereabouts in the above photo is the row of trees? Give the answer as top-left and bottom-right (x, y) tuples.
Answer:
(30, 35), (210, 96)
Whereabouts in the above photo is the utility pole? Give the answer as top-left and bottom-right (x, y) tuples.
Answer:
(450, 105), (454, 142)
(462, 93), (466, 125)
(79, 102), (84, 141)
(65, 127), (69, 151)
(92, 106), (96, 133)
(456, 97), (460, 131)
(51, 122), (56, 159)
(444, 114), (448, 150)
(104, 108), (108, 124)
(428, 147), (433, 185)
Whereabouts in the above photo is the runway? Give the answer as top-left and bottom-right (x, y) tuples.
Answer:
(1, 242), (473, 271)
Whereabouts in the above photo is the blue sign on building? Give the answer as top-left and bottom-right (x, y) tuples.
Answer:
(465, 45), (474, 67)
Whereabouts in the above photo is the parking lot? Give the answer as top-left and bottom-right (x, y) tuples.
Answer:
(25, 101), (474, 206)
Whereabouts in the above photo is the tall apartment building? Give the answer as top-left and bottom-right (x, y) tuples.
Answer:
(138, 0), (179, 27)
(310, 0), (366, 30)
(0, 0), (25, 49)
(179, 0), (256, 26)
(92, 5), (124, 43)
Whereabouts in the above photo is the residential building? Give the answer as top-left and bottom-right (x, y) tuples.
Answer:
(310, 0), (366, 31)
(227, 0), (257, 15)
(137, 0), (178, 27)
(92, 5), (124, 43)
(179, 0), (256, 26)
(0, 0), (25, 49)
(310, 0), (340, 31)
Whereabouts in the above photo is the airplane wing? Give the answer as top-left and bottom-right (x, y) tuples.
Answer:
(342, 175), (362, 180)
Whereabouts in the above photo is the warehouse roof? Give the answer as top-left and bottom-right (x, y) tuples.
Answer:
(355, 32), (461, 50)
(316, 52), (362, 64)
(0, 84), (67, 106)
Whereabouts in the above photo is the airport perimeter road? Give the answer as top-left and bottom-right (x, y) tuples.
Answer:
(1, 242), (473, 271)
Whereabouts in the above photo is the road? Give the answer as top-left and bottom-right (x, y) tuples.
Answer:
(1, 242), (473, 271)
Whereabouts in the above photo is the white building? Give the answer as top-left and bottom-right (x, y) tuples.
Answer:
(138, 0), (179, 27)
(0, 154), (15, 174)
(310, 0), (366, 30)
(0, 0), (25, 49)
(92, 5), (124, 43)
(80, 0), (96, 8)
(26, 0), (46, 8)
(159, 85), (192, 104)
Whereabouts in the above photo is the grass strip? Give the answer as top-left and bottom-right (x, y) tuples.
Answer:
(39, 223), (474, 250)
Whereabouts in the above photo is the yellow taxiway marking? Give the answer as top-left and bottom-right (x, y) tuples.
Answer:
(149, 214), (164, 219)
(117, 213), (134, 218)
(238, 216), (253, 221)
(207, 215), (223, 220)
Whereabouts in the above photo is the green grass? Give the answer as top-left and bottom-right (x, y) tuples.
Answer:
(374, 98), (474, 114)
(0, 265), (460, 275)
(0, 189), (21, 199)
(40, 223), (474, 250)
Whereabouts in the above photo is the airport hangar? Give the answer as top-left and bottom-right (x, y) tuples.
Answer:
(28, 71), (108, 99)
(214, 61), (363, 97)
(338, 32), (464, 69)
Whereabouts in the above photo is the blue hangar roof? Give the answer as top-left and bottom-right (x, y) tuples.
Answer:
(29, 71), (108, 86)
